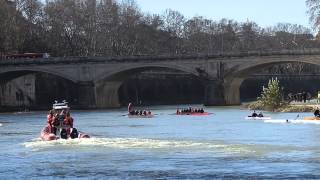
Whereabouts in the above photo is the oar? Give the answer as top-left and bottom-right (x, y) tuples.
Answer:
(294, 114), (300, 120)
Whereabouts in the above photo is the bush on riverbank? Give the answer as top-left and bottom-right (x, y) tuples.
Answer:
(249, 78), (285, 111)
(246, 78), (320, 112)
(246, 102), (315, 112)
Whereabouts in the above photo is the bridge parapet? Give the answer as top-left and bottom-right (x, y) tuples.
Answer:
(2, 48), (320, 66)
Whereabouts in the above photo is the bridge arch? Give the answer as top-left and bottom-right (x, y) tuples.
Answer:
(93, 64), (203, 108)
(223, 57), (320, 105)
(94, 63), (200, 83)
(0, 69), (80, 109)
(0, 67), (78, 83)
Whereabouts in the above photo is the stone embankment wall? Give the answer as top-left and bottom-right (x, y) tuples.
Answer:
(0, 74), (35, 108)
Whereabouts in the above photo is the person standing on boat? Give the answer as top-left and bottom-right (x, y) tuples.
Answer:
(63, 111), (74, 135)
(128, 103), (134, 115)
(64, 111), (73, 127)
(47, 110), (56, 134)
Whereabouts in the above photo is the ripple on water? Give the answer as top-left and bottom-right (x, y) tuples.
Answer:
(21, 137), (304, 157)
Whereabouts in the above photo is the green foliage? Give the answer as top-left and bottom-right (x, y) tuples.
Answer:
(257, 78), (282, 111)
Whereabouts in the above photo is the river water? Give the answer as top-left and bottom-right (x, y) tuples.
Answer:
(1, 106), (320, 179)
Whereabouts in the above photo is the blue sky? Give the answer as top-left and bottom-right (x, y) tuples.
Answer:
(134, 0), (311, 28)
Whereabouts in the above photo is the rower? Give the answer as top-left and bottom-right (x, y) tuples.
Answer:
(251, 111), (258, 117)
(258, 112), (264, 117)
(128, 103), (134, 115)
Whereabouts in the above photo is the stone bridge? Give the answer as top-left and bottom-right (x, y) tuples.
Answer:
(2, 49), (320, 108)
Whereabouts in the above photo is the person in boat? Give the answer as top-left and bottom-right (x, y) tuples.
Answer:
(58, 110), (67, 122)
(51, 110), (66, 134)
(63, 111), (74, 133)
(47, 110), (56, 134)
(200, 108), (204, 113)
(314, 109), (320, 117)
(148, 110), (152, 115)
(258, 112), (264, 117)
(251, 111), (258, 117)
(176, 108), (180, 115)
(143, 110), (147, 116)
(128, 103), (135, 115)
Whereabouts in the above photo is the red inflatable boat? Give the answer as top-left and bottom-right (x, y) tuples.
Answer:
(40, 125), (90, 141)
(40, 101), (90, 141)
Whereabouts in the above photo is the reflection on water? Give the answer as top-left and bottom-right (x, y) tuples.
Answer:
(1, 106), (320, 178)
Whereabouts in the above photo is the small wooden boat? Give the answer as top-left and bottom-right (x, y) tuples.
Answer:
(128, 114), (154, 118)
(176, 112), (210, 116)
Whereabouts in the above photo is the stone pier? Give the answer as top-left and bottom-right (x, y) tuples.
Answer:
(203, 80), (225, 106)
(95, 81), (122, 108)
(78, 81), (96, 108)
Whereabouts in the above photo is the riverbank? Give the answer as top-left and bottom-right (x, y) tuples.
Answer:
(244, 100), (320, 112)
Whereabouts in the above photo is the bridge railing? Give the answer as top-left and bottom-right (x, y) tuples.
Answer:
(2, 48), (320, 64)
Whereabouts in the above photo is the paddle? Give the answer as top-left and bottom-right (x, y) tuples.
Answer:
(294, 114), (299, 120)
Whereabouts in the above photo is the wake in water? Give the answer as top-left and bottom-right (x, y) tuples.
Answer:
(264, 119), (320, 124)
(22, 137), (255, 155)
(22, 137), (306, 157)
(0, 123), (2, 127)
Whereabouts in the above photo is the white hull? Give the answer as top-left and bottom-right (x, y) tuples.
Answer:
(245, 116), (271, 120)
(264, 119), (320, 124)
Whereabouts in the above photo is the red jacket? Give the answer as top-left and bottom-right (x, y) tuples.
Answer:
(47, 114), (55, 126)
(63, 116), (73, 128)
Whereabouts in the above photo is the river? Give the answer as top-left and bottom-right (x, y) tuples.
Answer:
(1, 106), (320, 179)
